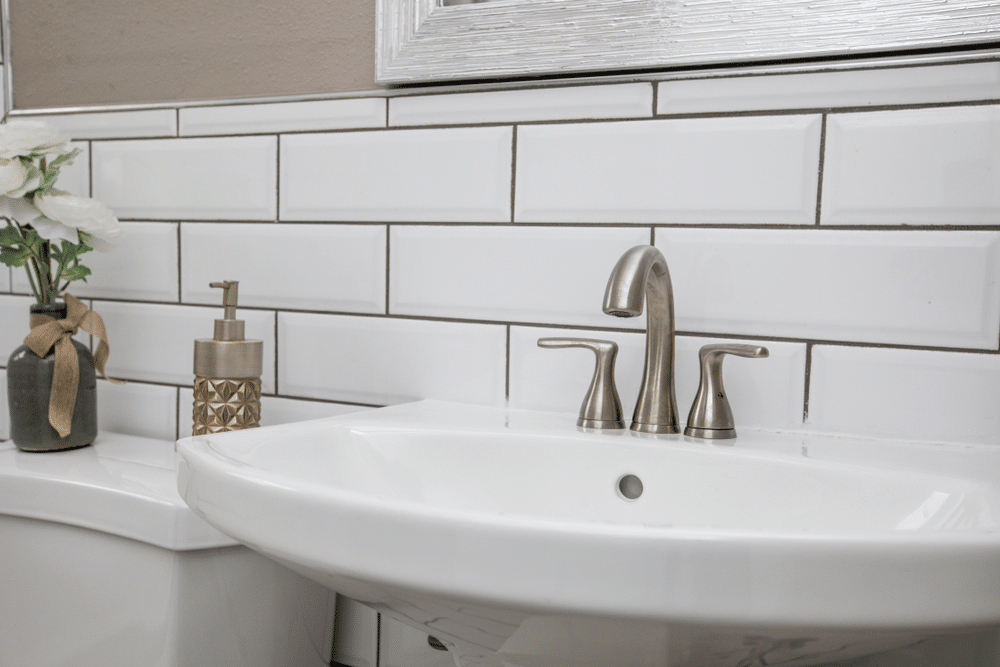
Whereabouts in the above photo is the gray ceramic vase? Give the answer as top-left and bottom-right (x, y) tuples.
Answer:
(6, 302), (97, 452)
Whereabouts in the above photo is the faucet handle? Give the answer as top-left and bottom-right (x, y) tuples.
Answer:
(537, 338), (625, 430)
(684, 343), (769, 440)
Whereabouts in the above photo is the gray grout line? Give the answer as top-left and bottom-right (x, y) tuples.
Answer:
(802, 342), (813, 423)
(385, 225), (391, 314)
(59, 97), (1000, 143)
(101, 218), (1000, 232)
(505, 325), (511, 401)
(815, 114), (827, 226)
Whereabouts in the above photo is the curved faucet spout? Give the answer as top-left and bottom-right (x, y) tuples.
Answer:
(602, 245), (679, 434)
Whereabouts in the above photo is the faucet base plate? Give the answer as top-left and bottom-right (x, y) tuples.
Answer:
(684, 426), (737, 440)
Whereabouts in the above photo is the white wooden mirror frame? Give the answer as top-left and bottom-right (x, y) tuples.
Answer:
(376, 0), (1000, 85)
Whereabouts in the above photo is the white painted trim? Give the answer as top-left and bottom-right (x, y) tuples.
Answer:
(376, 0), (1000, 84)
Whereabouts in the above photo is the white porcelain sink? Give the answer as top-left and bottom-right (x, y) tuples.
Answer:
(176, 400), (1000, 667)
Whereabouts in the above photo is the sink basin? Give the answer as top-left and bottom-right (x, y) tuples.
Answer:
(176, 400), (1000, 667)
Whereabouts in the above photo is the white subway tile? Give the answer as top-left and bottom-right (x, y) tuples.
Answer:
(809, 346), (1000, 445)
(0, 369), (7, 440)
(390, 226), (650, 327)
(278, 313), (506, 406)
(97, 381), (177, 441)
(331, 596), (379, 667)
(260, 396), (371, 427)
(96, 301), (276, 391)
(16, 109), (177, 140)
(0, 266), (9, 292)
(178, 386), (194, 438)
(515, 115), (821, 224)
(66, 222), (179, 302)
(658, 61), (1000, 115)
(657, 228), (1000, 350)
(59, 141), (90, 197)
(280, 127), (512, 222)
(389, 83), (653, 126)
(822, 105), (1000, 226)
(180, 98), (386, 136)
(178, 390), (366, 436)
(92, 136), (277, 220)
(181, 223), (385, 313)
(380, 617), (455, 667)
(0, 295), (35, 359)
(509, 327), (805, 431)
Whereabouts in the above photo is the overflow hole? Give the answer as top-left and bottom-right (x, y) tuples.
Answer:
(617, 474), (643, 500)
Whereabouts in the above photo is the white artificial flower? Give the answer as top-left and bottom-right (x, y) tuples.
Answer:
(0, 195), (46, 228)
(0, 157), (41, 199)
(0, 121), (71, 160)
(34, 191), (121, 250)
(0, 158), (28, 196)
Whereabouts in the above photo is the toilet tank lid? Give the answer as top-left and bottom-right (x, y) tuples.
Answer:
(0, 433), (238, 551)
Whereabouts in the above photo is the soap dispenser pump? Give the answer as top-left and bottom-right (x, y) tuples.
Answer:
(192, 281), (263, 435)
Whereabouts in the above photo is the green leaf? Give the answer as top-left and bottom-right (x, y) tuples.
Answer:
(60, 264), (91, 282)
(0, 246), (29, 267)
(0, 223), (23, 247)
(48, 149), (80, 169)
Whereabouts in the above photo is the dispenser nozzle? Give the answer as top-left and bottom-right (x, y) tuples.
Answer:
(209, 281), (244, 341)
(210, 281), (239, 321)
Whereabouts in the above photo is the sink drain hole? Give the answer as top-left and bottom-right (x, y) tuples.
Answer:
(617, 474), (643, 500)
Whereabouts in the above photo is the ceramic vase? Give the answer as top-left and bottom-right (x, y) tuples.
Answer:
(6, 302), (97, 452)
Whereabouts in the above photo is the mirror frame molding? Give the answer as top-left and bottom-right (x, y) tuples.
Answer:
(376, 0), (1000, 85)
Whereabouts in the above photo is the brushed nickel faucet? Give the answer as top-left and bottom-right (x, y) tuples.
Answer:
(602, 245), (679, 434)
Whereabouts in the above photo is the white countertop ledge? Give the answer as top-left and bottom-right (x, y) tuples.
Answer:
(0, 432), (237, 551)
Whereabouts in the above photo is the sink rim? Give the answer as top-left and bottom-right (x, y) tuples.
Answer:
(176, 400), (1000, 630)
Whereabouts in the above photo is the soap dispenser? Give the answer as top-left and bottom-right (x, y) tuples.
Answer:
(192, 281), (263, 435)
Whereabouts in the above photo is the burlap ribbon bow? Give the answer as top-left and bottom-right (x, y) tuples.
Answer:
(24, 293), (122, 438)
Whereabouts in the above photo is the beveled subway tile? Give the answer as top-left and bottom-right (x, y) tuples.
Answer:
(181, 223), (385, 313)
(658, 61), (1000, 115)
(280, 127), (512, 222)
(97, 381), (177, 441)
(0, 294), (36, 359)
(95, 301), (276, 392)
(822, 105), (1000, 225)
(176, 390), (369, 434)
(16, 109), (177, 140)
(509, 326), (805, 431)
(180, 97), (386, 136)
(515, 115), (821, 224)
(809, 345), (1000, 445)
(259, 396), (372, 427)
(389, 83), (653, 126)
(389, 225), (650, 327)
(278, 313), (506, 406)
(92, 136), (277, 220)
(65, 222), (179, 302)
(0, 266), (9, 292)
(0, 370), (7, 440)
(59, 141), (90, 197)
(656, 228), (1000, 349)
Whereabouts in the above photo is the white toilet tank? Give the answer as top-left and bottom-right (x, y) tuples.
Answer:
(0, 434), (336, 667)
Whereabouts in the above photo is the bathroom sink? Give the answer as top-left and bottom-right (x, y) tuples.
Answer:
(176, 400), (1000, 667)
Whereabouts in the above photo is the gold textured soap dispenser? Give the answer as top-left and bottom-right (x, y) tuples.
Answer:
(192, 281), (263, 435)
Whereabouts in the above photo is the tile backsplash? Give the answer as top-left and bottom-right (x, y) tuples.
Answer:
(2, 57), (1000, 446)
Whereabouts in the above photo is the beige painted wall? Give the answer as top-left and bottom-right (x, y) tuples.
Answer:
(9, 0), (381, 110)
